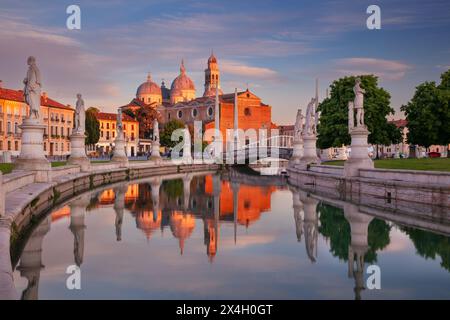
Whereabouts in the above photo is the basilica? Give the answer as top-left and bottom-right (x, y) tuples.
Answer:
(120, 53), (273, 147)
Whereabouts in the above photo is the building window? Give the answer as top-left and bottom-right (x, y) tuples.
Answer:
(101, 122), (104, 129)
(67, 128), (70, 136)
(168, 113), (171, 120)
(107, 123), (110, 129)
(8, 141), (11, 151)
(192, 108), (198, 118)
(0, 121), (3, 133)
(55, 143), (58, 151)
(106, 132), (110, 140)
(0, 141), (2, 150)
(178, 110), (183, 119)
(207, 107), (213, 117)
(14, 141), (18, 151)
(101, 131), (104, 138)
(244, 107), (251, 116)
(131, 124), (134, 130)
(124, 124), (126, 130)
(112, 131), (115, 138)
(112, 123), (115, 129)
(7, 122), (11, 133)
(14, 123), (18, 133)
(44, 142), (46, 151)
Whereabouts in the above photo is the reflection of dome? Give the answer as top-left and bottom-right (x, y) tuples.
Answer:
(170, 211), (195, 254)
(170, 60), (196, 103)
(136, 73), (162, 105)
(136, 211), (161, 239)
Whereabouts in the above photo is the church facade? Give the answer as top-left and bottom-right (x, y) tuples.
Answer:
(121, 53), (273, 148)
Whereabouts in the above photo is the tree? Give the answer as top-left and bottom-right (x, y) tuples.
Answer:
(401, 69), (450, 155)
(135, 107), (161, 139)
(317, 75), (401, 151)
(160, 120), (185, 148)
(85, 107), (100, 146)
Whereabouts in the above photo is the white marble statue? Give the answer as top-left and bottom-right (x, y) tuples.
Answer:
(353, 78), (365, 127)
(153, 118), (159, 143)
(304, 97), (317, 135)
(74, 94), (85, 134)
(117, 108), (123, 135)
(294, 109), (304, 141)
(23, 56), (42, 120)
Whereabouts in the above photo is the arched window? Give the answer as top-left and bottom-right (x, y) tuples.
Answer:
(207, 107), (213, 117)
(192, 108), (198, 118)
(177, 110), (183, 119)
(244, 108), (251, 116)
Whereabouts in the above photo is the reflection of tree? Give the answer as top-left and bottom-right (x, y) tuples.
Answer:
(402, 227), (450, 272)
(318, 202), (391, 263)
(162, 179), (183, 200)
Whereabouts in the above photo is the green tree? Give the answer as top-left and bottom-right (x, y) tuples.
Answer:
(317, 75), (401, 153)
(401, 69), (450, 156)
(160, 120), (185, 148)
(85, 107), (100, 146)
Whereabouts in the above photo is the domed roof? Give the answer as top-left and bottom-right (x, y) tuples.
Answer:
(171, 60), (196, 93)
(136, 73), (162, 97)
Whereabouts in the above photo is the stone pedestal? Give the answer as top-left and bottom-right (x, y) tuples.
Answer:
(111, 135), (128, 167)
(14, 119), (51, 182)
(68, 132), (90, 171)
(344, 126), (374, 177)
(149, 141), (162, 163)
(289, 139), (303, 167)
(297, 134), (320, 170)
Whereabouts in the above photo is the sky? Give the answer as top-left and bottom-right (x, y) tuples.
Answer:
(0, 0), (449, 124)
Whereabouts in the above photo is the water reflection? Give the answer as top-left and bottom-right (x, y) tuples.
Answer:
(11, 172), (450, 299)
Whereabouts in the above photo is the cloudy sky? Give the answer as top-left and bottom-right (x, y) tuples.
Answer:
(0, 0), (449, 124)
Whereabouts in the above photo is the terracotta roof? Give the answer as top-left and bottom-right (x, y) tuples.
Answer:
(121, 98), (150, 109)
(389, 119), (408, 128)
(96, 112), (138, 122)
(0, 87), (74, 111)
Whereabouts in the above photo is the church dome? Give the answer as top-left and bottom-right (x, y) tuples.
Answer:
(136, 73), (162, 97)
(171, 60), (196, 92)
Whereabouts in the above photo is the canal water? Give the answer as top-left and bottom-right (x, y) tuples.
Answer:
(11, 173), (450, 299)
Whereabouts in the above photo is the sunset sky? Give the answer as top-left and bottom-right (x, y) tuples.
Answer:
(0, 0), (449, 124)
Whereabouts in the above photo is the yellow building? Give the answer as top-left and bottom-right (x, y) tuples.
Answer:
(95, 112), (139, 156)
(0, 83), (74, 157)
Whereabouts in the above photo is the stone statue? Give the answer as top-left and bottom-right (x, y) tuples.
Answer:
(74, 93), (85, 134)
(23, 56), (42, 120)
(117, 108), (123, 135)
(353, 78), (365, 127)
(153, 118), (159, 143)
(304, 97), (317, 135)
(294, 109), (304, 141)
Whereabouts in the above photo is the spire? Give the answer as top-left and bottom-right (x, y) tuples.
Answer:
(147, 72), (152, 82)
(180, 59), (186, 74)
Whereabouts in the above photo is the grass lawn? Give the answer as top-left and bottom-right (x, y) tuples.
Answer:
(324, 158), (450, 172)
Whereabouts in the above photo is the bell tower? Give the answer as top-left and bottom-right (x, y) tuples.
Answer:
(204, 51), (223, 97)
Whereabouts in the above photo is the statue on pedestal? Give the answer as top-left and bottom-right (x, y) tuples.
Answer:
(74, 94), (85, 134)
(353, 78), (365, 127)
(23, 56), (41, 120)
(294, 109), (304, 141)
(304, 97), (317, 135)
(153, 118), (159, 143)
(117, 108), (123, 136)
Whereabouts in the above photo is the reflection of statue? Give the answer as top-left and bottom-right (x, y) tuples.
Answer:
(153, 118), (159, 143)
(74, 94), (85, 134)
(294, 109), (304, 141)
(23, 56), (42, 120)
(304, 98), (317, 135)
(353, 78), (365, 127)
